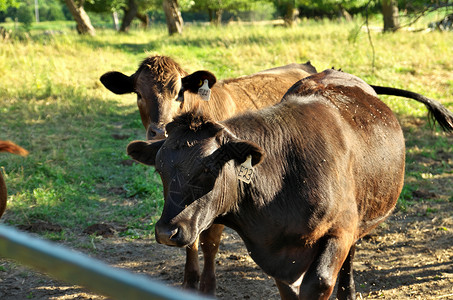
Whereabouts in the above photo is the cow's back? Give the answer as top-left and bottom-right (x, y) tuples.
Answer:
(190, 67), (313, 122)
(255, 62), (317, 76)
(217, 70), (312, 113)
(286, 69), (405, 237)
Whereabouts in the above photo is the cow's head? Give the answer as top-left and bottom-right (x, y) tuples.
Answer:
(100, 55), (216, 140)
(127, 113), (264, 247)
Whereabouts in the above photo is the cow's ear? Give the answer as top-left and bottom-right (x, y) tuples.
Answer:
(224, 140), (265, 167)
(100, 71), (134, 95)
(214, 129), (265, 167)
(180, 70), (217, 94)
(205, 139), (264, 175)
(127, 139), (165, 166)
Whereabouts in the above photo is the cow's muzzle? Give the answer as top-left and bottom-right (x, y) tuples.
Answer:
(155, 222), (182, 247)
(146, 124), (166, 140)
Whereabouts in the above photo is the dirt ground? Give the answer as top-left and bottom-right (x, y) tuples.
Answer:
(0, 197), (452, 300)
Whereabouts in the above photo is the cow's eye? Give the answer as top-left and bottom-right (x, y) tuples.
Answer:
(136, 92), (142, 100)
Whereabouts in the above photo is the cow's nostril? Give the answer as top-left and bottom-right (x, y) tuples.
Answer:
(155, 224), (181, 246)
(169, 227), (179, 240)
(147, 126), (166, 140)
(146, 129), (157, 140)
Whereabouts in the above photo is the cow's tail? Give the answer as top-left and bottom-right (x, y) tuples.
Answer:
(0, 141), (28, 218)
(370, 85), (453, 133)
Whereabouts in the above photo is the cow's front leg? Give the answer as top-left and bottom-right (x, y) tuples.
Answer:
(337, 244), (356, 300)
(199, 223), (224, 295)
(299, 234), (354, 300)
(183, 236), (200, 290)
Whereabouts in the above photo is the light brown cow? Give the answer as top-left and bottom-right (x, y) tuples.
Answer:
(0, 141), (28, 217)
(100, 56), (317, 140)
(100, 56), (317, 294)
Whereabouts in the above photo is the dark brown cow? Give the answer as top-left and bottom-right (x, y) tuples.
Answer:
(127, 69), (453, 299)
(100, 55), (316, 293)
(0, 141), (28, 218)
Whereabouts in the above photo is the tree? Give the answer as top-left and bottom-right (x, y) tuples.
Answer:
(275, 0), (298, 26)
(397, 0), (453, 31)
(382, 0), (399, 32)
(0, 0), (18, 11)
(188, 0), (257, 24)
(298, 0), (374, 18)
(120, 0), (152, 31)
(120, 0), (138, 31)
(163, 0), (183, 35)
(85, 0), (122, 31)
(39, 0), (66, 21)
(64, 0), (96, 35)
(85, 0), (154, 32)
(17, 2), (33, 30)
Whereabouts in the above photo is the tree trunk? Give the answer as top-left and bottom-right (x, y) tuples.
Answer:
(64, 0), (95, 36)
(208, 9), (214, 22)
(120, 0), (138, 32)
(382, 0), (399, 32)
(214, 9), (223, 25)
(339, 5), (352, 22)
(283, 2), (298, 26)
(112, 11), (119, 31)
(163, 0), (183, 35)
(136, 11), (150, 29)
(208, 9), (223, 25)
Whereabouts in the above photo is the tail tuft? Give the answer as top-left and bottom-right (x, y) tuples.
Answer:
(370, 85), (453, 133)
(0, 141), (29, 156)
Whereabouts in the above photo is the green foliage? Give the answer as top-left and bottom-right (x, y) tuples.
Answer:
(185, 0), (274, 22)
(85, 0), (159, 14)
(0, 0), (69, 23)
(16, 2), (33, 30)
(190, 0), (256, 11)
(38, 0), (66, 21)
(0, 0), (19, 11)
(297, 0), (379, 18)
(85, 0), (126, 13)
(398, 0), (447, 13)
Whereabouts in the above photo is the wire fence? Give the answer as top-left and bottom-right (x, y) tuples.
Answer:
(0, 224), (210, 300)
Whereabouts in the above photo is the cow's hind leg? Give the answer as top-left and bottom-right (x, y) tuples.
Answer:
(337, 244), (356, 300)
(299, 234), (353, 300)
(199, 223), (224, 295)
(183, 236), (200, 290)
(275, 279), (299, 300)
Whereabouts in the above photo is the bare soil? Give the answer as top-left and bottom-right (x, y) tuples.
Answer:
(0, 198), (452, 300)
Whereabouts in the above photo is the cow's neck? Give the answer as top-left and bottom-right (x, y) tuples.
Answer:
(183, 86), (238, 121)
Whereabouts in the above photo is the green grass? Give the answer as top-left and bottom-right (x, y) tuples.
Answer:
(0, 18), (452, 241)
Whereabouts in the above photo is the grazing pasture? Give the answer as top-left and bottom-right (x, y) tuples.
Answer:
(0, 20), (452, 299)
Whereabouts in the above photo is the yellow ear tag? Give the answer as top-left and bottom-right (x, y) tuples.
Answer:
(237, 155), (254, 184)
(198, 79), (211, 101)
